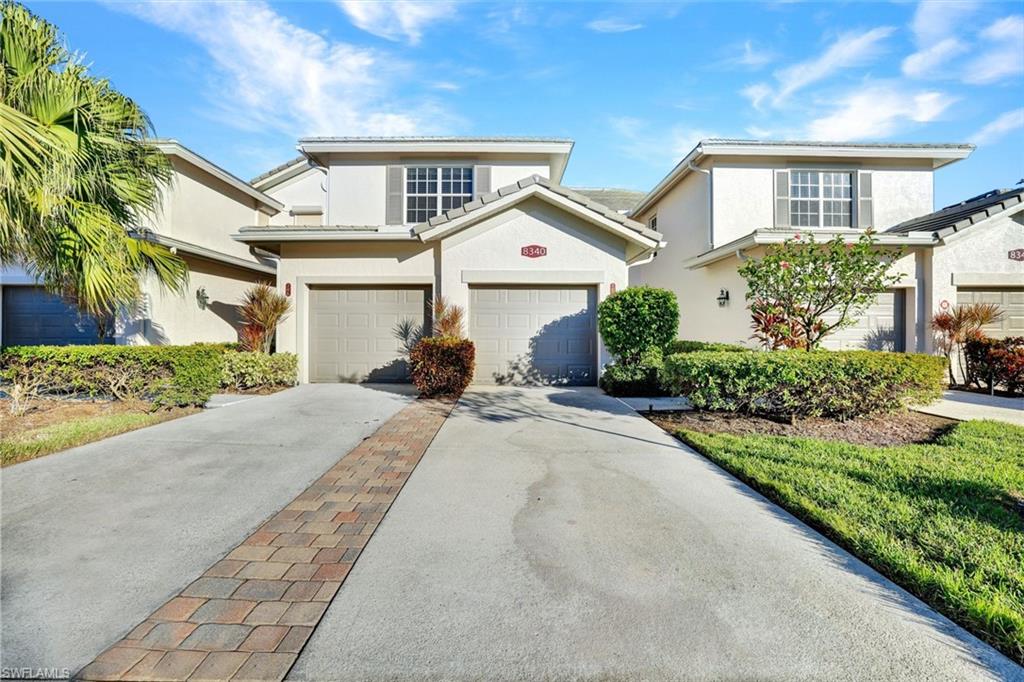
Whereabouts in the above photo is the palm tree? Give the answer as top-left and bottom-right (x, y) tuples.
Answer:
(0, 1), (187, 335)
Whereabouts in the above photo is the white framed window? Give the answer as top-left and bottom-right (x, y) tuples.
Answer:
(405, 166), (473, 223)
(789, 171), (852, 228)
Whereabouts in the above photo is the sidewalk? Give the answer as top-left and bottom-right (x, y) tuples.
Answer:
(915, 390), (1024, 426)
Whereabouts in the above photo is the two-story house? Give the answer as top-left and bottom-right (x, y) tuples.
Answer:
(236, 137), (662, 385)
(0, 140), (282, 347)
(630, 139), (1024, 352)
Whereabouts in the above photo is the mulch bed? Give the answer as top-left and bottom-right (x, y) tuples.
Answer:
(0, 399), (144, 439)
(649, 410), (957, 447)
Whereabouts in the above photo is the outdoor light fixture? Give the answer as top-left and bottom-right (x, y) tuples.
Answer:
(717, 288), (730, 307)
(196, 286), (209, 310)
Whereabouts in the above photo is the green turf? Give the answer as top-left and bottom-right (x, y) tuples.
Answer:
(1, 411), (182, 466)
(676, 419), (1024, 664)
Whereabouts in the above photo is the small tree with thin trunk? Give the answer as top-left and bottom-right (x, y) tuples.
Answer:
(739, 232), (904, 350)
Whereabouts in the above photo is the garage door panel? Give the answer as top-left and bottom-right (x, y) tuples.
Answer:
(957, 287), (1024, 338)
(2, 286), (106, 346)
(470, 285), (597, 386)
(309, 286), (427, 383)
(821, 290), (905, 352)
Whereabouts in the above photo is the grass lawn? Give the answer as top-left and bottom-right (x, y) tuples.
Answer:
(1, 402), (196, 467)
(674, 419), (1024, 664)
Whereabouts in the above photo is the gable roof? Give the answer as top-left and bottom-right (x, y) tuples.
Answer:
(414, 175), (661, 250)
(568, 187), (645, 213)
(250, 155), (306, 186)
(886, 187), (1024, 238)
(632, 138), (974, 218)
(151, 139), (284, 214)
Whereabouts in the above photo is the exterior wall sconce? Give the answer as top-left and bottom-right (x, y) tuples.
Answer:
(717, 288), (730, 307)
(196, 286), (209, 310)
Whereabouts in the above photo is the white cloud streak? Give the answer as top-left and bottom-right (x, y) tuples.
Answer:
(805, 84), (956, 141)
(111, 1), (451, 138)
(586, 17), (643, 33)
(336, 1), (457, 45)
(902, 37), (967, 79)
(971, 108), (1024, 145)
(609, 116), (713, 163)
(963, 15), (1024, 84)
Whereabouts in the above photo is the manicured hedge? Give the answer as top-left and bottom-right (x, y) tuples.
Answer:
(0, 344), (223, 407)
(598, 286), (679, 362)
(665, 339), (749, 354)
(409, 337), (475, 397)
(663, 350), (946, 420)
(965, 336), (1024, 395)
(221, 352), (297, 391)
(600, 347), (665, 397)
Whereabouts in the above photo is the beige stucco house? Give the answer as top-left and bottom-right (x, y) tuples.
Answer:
(0, 140), (282, 347)
(629, 139), (1024, 352)
(238, 137), (662, 385)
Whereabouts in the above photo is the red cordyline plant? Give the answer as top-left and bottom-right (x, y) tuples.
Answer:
(930, 302), (1003, 385)
(749, 298), (809, 350)
(239, 283), (292, 353)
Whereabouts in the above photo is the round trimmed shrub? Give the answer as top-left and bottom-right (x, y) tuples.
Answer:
(598, 286), (679, 362)
(409, 337), (475, 397)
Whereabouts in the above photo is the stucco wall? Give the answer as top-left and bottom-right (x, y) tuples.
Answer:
(440, 197), (629, 370)
(320, 154), (554, 227)
(266, 168), (326, 226)
(125, 256), (268, 345)
(711, 164), (775, 245)
(929, 212), (1024, 349)
(145, 158), (264, 264)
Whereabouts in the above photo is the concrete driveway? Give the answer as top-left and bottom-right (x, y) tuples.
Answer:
(0, 384), (413, 677)
(292, 386), (1021, 681)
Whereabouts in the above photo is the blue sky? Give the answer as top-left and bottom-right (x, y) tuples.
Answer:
(29, 1), (1024, 209)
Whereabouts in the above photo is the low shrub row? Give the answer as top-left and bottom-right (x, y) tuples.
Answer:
(965, 336), (1024, 395)
(600, 339), (750, 397)
(665, 339), (748, 354)
(409, 337), (475, 397)
(662, 350), (946, 420)
(221, 351), (298, 391)
(1, 344), (298, 408)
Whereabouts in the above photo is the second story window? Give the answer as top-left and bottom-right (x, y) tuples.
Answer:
(789, 171), (852, 228)
(406, 166), (473, 223)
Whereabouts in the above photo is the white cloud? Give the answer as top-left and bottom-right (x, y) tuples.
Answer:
(741, 83), (773, 111)
(971, 108), (1024, 145)
(431, 81), (461, 92)
(735, 40), (775, 68)
(336, 0), (457, 44)
(609, 116), (713, 163)
(902, 38), (968, 78)
(110, 1), (451, 138)
(586, 17), (643, 33)
(963, 15), (1024, 84)
(769, 26), (895, 105)
(910, 1), (978, 44)
(805, 84), (956, 141)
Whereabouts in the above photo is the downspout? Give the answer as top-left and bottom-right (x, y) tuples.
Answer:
(687, 161), (713, 249)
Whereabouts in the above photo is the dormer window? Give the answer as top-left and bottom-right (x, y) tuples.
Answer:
(406, 166), (473, 223)
(789, 171), (852, 228)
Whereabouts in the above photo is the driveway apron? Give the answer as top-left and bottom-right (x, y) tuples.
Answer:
(0, 384), (412, 677)
(291, 386), (1022, 681)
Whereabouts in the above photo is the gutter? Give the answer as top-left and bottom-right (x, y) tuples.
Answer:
(132, 232), (277, 275)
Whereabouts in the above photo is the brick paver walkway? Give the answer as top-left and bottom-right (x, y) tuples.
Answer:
(76, 397), (454, 681)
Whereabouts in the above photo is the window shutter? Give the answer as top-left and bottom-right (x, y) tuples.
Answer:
(857, 171), (873, 229)
(473, 165), (491, 199)
(774, 170), (790, 228)
(386, 165), (404, 225)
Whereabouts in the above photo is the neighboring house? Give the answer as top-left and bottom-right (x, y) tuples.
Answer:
(236, 137), (662, 385)
(630, 139), (1024, 352)
(0, 140), (282, 347)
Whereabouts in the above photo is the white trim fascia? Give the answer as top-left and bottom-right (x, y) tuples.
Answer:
(252, 159), (313, 191)
(461, 270), (604, 285)
(134, 232), (277, 275)
(289, 205), (323, 216)
(416, 184), (661, 251)
(153, 140), (285, 214)
(297, 275), (434, 286)
(233, 229), (416, 244)
(299, 139), (573, 156)
(952, 273), (1024, 287)
(683, 229), (937, 269)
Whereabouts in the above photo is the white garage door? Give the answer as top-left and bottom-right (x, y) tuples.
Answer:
(956, 288), (1024, 338)
(308, 286), (429, 383)
(821, 290), (906, 351)
(470, 286), (597, 386)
